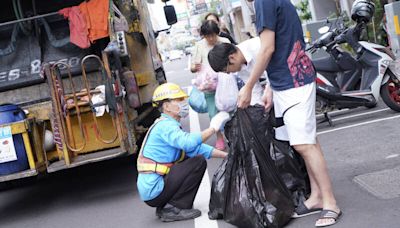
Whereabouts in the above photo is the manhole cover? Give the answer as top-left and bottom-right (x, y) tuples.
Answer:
(354, 166), (400, 199)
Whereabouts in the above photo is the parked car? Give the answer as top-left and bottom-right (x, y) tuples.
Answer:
(169, 50), (183, 61)
(184, 46), (194, 55)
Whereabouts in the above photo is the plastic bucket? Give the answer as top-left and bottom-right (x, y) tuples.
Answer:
(0, 104), (29, 175)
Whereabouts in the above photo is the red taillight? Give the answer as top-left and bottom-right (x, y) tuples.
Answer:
(123, 71), (141, 108)
(316, 77), (325, 86)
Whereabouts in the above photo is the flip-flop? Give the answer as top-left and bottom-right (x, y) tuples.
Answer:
(315, 210), (343, 227)
(292, 201), (323, 218)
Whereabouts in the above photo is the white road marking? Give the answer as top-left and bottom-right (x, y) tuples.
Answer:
(317, 114), (400, 135)
(386, 154), (399, 159)
(188, 55), (192, 70)
(188, 86), (218, 228)
(316, 109), (350, 119)
(332, 108), (390, 122)
(316, 107), (390, 121)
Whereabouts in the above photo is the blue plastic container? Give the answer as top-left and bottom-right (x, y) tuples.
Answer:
(0, 104), (29, 175)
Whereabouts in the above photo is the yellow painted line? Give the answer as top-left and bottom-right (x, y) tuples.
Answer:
(63, 144), (71, 165)
(22, 132), (36, 169)
(306, 31), (311, 39)
(394, 15), (400, 35)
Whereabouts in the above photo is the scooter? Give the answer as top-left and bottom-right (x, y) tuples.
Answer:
(308, 18), (400, 125)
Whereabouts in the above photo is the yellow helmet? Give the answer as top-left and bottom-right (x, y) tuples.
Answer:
(152, 83), (188, 107)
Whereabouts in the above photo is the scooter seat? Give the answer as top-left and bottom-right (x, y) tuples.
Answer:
(341, 90), (372, 95)
(313, 56), (341, 72)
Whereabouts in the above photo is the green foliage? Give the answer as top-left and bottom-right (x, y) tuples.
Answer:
(339, 0), (388, 46)
(296, 0), (312, 22)
(209, 0), (222, 15)
(367, 0), (388, 46)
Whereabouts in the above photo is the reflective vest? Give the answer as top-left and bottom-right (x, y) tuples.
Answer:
(137, 117), (186, 175)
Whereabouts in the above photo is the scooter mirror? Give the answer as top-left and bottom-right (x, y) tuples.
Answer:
(318, 26), (330, 34)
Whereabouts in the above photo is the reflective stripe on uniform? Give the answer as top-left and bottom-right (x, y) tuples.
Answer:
(137, 150), (186, 175)
(137, 156), (173, 175)
(137, 117), (186, 175)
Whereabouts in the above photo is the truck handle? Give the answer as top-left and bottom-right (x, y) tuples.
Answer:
(50, 62), (86, 152)
(81, 55), (119, 144)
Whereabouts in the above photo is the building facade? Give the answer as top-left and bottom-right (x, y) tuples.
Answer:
(221, 0), (357, 43)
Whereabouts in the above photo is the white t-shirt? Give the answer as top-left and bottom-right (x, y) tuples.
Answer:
(236, 37), (269, 106)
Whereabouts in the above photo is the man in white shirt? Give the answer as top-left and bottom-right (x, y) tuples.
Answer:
(208, 37), (272, 109)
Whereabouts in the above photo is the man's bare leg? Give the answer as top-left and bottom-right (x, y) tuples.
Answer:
(304, 160), (323, 209)
(293, 141), (340, 225)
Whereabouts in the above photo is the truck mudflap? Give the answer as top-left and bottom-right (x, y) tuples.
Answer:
(0, 23), (43, 92)
(0, 13), (100, 93)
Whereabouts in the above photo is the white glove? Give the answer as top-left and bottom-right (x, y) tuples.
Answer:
(210, 111), (231, 131)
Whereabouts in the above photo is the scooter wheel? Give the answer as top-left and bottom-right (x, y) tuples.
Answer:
(380, 78), (400, 112)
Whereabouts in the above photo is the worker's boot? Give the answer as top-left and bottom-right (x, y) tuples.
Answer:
(155, 207), (163, 218)
(159, 204), (201, 222)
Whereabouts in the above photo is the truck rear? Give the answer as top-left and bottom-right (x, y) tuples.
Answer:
(0, 0), (175, 182)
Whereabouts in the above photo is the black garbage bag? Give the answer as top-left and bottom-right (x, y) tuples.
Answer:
(208, 157), (228, 220)
(209, 106), (310, 228)
(271, 139), (310, 208)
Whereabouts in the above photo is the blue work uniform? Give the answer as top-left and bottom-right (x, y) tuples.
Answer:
(137, 113), (213, 201)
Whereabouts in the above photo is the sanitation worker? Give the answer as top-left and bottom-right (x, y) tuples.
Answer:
(136, 83), (229, 222)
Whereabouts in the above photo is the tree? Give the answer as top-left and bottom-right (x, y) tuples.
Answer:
(296, 0), (312, 22)
(367, 0), (388, 45)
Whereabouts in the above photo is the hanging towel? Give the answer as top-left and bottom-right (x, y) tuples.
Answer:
(79, 0), (110, 42)
(58, 6), (90, 49)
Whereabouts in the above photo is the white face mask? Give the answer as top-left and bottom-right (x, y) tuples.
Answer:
(178, 100), (189, 118)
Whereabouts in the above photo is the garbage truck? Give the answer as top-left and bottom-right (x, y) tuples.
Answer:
(0, 0), (177, 183)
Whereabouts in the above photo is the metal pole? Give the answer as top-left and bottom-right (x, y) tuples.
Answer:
(0, 11), (59, 27)
(372, 16), (377, 43)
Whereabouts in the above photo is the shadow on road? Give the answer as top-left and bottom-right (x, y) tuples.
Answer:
(0, 155), (138, 224)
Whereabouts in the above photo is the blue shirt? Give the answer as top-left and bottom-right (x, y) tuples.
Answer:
(255, 0), (316, 91)
(136, 114), (214, 201)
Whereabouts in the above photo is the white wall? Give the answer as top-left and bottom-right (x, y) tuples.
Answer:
(310, 0), (338, 21)
(241, 0), (254, 29)
(340, 0), (355, 16)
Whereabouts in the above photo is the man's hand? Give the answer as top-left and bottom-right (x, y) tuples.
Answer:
(237, 85), (252, 109)
(262, 85), (273, 112)
(190, 63), (202, 73)
(193, 63), (202, 72)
